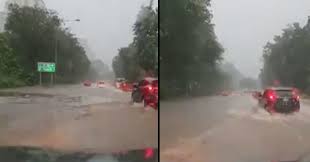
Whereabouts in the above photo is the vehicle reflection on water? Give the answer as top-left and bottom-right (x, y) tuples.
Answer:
(0, 146), (158, 162)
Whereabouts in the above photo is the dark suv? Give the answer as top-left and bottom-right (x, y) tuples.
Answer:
(258, 87), (300, 114)
(131, 77), (158, 108)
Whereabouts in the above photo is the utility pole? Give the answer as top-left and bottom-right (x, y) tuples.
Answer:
(54, 19), (80, 84)
(54, 36), (58, 84)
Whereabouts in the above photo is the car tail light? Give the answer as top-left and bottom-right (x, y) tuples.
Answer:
(269, 94), (275, 100)
(144, 148), (154, 159)
(147, 85), (154, 92)
(267, 90), (277, 101)
(292, 89), (300, 101)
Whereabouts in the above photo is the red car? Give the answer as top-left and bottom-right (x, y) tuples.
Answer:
(221, 91), (231, 96)
(258, 87), (300, 114)
(144, 79), (158, 109)
(120, 81), (133, 92)
(83, 80), (92, 87)
(115, 78), (126, 88)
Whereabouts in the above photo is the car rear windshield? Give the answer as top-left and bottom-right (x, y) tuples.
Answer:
(276, 90), (293, 97)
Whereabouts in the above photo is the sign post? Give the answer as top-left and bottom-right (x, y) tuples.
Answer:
(37, 62), (56, 86)
(39, 72), (42, 86)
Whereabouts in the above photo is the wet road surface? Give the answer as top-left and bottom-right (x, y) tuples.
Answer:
(0, 84), (158, 153)
(161, 94), (310, 162)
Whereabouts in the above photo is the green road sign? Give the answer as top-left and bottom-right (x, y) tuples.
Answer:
(37, 62), (56, 73)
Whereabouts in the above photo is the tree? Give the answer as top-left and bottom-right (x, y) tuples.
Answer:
(5, 5), (90, 84)
(133, 6), (158, 75)
(160, 0), (224, 98)
(0, 33), (24, 88)
(260, 20), (310, 92)
(112, 45), (141, 82)
(112, 5), (158, 81)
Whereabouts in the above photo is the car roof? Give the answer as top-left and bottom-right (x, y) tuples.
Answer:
(143, 77), (158, 81)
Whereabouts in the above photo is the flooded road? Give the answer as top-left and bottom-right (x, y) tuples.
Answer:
(161, 94), (310, 162)
(0, 84), (158, 153)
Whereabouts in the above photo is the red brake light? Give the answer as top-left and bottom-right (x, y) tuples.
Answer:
(144, 148), (154, 159)
(269, 94), (274, 100)
(148, 85), (153, 91)
(267, 90), (277, 101)
(292, 89), (300, 100)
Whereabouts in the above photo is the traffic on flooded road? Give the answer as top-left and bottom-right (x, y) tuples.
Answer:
(0, 0), (158, 160)
(160, 0), (310, 161)
(161, 92), (310, 162)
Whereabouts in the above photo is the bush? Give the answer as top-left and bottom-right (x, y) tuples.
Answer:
(0, 75), (26, 88)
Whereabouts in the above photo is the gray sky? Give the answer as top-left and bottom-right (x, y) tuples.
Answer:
(211, 0), (310, 78)
(43, 0), (158, 67)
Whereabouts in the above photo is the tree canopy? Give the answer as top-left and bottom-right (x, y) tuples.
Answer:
(112, 5), (158, 81)
(160, 0), (224, 98)
(4, 4), (90, 85)
(260, 21), (310, 92)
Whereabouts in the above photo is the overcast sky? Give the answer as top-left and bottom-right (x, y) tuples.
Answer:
(43, 0), (157, 67)
(211, 0), (310, 78)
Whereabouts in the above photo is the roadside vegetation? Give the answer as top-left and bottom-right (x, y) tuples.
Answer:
(112, 2), (158, 82)
(0, 4), (91, 88)
(260, 19), (310, 93)
(160, 0), (230, 99)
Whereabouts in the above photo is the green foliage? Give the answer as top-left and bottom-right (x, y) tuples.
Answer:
(133, 6), (158, 73)
(4, 5), (90, 86)
(0, 33), (25, 88)
(160, 0), (224, 98)
(112, 5), (158, 81)
(0, 33), (20, 76)
(260, 22), (310, 91)
(112, 45), (141, 82)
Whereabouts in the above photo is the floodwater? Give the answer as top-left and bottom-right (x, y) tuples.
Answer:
(161, 94), (310, 162)
(0, 84), (158, 153)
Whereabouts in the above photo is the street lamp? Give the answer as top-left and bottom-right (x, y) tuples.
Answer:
(64, 19), (80, 22)
(54, 18), (80, 84)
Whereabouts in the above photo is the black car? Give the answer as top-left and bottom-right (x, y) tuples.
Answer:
(131, 77), (157, 103)
(258, 87), (300, 114)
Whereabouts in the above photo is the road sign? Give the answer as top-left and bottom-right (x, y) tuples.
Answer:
(37, 62), (56, 73)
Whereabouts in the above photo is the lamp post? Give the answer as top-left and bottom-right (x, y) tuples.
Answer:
(54, 18), (80, 84)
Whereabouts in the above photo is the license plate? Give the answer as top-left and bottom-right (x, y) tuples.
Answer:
(283, 98), (288, 102)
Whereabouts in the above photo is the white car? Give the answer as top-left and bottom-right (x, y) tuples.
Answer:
(97, 81), (105, 88)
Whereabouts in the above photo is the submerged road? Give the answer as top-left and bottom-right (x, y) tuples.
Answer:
(161, 94), (310, 162)
(0, 84), (158, 153)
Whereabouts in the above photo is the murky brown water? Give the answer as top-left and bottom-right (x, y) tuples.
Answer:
(161, 95), (310, 162)
(0, 85), (158, 153)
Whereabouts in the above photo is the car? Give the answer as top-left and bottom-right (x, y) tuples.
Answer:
(115, 78), (126, 88)
(221, 91), (231, 96)
(97, 81), (105, 88)
(131, 77), (158, 109)
(120, 81), (133, 92)
(83, 80), (92, 87)
(258, 87), (300, 114)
